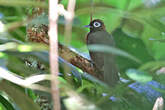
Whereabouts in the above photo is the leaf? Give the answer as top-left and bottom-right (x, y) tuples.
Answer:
(126, 69), (152, 83)
(4, 51), (49, 65)
(0, 38), (23, 44)
(155, 74), (165, 85)
(149, 38), (165, 43)
(63, 87), (100, 110)
(0, 42), (49, 52)
(7, 56), (42, 77)
(144, 17), (165, 33)
(0, 52), (7, 68)
(139, 61), (165, 71)
(87, 44), (141, 63)
(113, 28), (154, 73)
(0, 0), (48, 8)
(0, 81), (40, 110)
(0, 94), (15, 110)
(122, 19), (144, 38)
(152, 42), (165, 60)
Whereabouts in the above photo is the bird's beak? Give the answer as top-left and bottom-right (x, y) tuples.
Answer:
(84, 25), (91, 28)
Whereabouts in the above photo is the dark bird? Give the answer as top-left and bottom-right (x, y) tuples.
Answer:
(86, 19), (119, 87)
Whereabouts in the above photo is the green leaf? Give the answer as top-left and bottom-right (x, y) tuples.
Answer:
(122, 19), (144, 38)
(144, 17), (165, 33)
(7, 56), (42, 77)
(0, 94), (15, 110)
(0, 0), (48, 8)
(126, 69), (152, 83)
(0, 81), (40, 110)
(87, 44), (141, 63)
(152, 42), (165, 60)
(4, 51), (49, 65)
(139, 61), (165, 71)
(0, 42), (48, 52)
(113, 28), (154, 73)
(156, 74), (165, 85)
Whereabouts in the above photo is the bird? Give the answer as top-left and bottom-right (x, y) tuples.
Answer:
(86, 19), (119, 87)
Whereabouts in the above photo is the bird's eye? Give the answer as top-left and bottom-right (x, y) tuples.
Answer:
(93, 22), (101, 27)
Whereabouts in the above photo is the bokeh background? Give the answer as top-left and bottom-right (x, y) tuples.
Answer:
(0, 0), (165, 110)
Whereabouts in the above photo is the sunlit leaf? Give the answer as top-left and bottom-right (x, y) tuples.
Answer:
(126, 69), (152, 83)
(63, 89), (100, 110)
(0, 42), (48, 52)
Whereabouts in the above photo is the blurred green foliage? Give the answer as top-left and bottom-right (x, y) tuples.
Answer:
(1, 0), (165, 110)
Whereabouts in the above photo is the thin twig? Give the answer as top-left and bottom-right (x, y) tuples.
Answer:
(48, 0), (61, 110)
(63, 0), (76, 83)
(90, 0), (94, 22)
(64, 0), (76, 45)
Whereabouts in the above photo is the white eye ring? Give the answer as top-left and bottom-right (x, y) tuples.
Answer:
(93, 21), (101, 27)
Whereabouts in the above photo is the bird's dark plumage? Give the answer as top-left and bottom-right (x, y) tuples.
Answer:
(86, 19), (119, 86)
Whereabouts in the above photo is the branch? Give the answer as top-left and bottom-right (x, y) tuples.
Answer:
(63, 0), (76, 82)
(27, 25), (103, 80)
(48, 0), (61, 110)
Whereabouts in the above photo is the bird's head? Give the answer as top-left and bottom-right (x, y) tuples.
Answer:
(85, 19), (105, 32)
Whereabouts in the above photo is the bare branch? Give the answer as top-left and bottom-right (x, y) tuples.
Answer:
(63, 0), (76, 82)
(48, 0), (61, 110)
